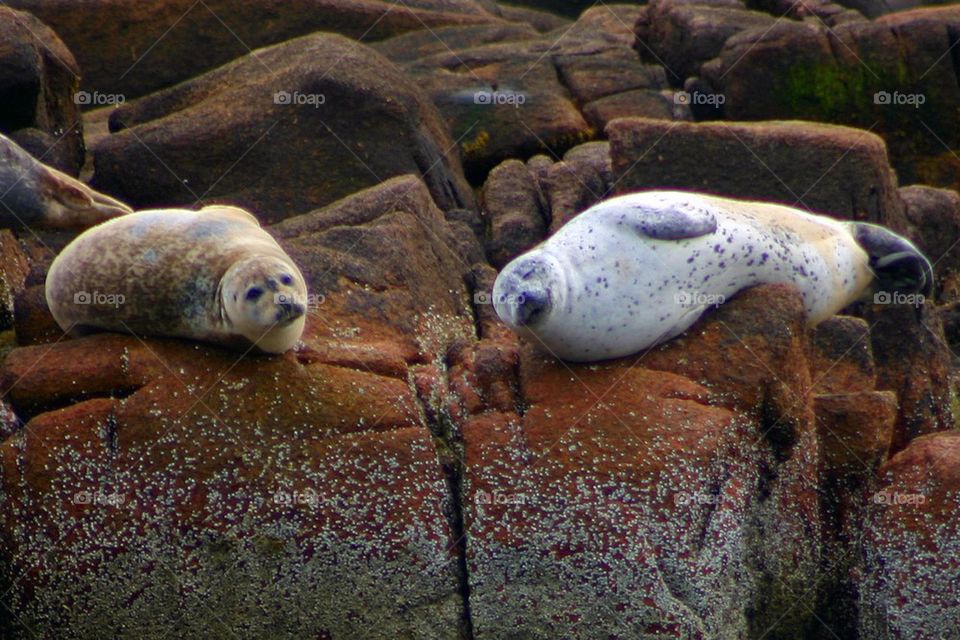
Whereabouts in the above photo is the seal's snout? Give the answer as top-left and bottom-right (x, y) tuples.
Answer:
(493, 257), (555, 329)
(276, 300), (306, 324)
(512, 288), (550, 326)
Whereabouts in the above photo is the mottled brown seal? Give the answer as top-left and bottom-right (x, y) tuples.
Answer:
(45, 205), (307, 353)
(0, 133), (131, 229)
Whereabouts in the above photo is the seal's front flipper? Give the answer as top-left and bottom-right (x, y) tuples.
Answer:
(594, 192), (718, 240)
(851, 222), (934, 297)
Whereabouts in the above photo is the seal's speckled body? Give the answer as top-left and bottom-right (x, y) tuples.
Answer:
(494, 191), (932, 362)
(45, 205), (308, 353)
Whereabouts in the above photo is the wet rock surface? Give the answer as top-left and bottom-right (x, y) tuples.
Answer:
(1, 2), (959, 638)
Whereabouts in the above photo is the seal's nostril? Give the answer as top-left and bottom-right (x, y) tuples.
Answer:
(517, 289), (549, 326)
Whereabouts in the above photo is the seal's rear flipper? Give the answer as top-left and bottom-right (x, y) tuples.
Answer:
(1, 133), (132, 230)
(851, 222), (934, 297)
(40, 166), (133, 229)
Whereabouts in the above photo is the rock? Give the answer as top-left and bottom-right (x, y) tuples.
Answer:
(0, 230), (30, 331)
(899, 184), (960, 302)
(479, 159), (547, 269)
(0, 174), (484, 638)
(402, 39), (592, 181)
(555, 50), (668, 105)
(497, 1), (625, 19)
(860, 431), (960, 639)
(836, 0), (936, 18)
(462, 284), (822, 638)
(699, 7), (960, 191)
(92, 33), (474, 223)
(863, 303), (955, 454)
(0, 6), (83, 175)
(808, 316), (876, 395)
(814, 390), (896, 640)
(558, 4), (644, 48)
(638, 0), (776, 84)
(13, 283), (61, 347)
(272, 174), (478, 358)
(6, 0), (506, 101)
(608, 117), (908, 228)
(582, 89), (676, 130)
(541, 142), (612, 232)
(0, 341), (463, 638)
(497, 3), (571, 32)
(395, 4), (654, 181)
(750, 0), (866, 23)
(372, 23), (540, 64)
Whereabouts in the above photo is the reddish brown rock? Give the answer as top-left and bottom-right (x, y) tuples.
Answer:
(699, 7), (960, 191)
(0, 6), (84, 174)
(461, 284), (824, 638)
(272, 175), (478, 357)
(555, 50), (668, 105)
(373, 22), (540, 64)
(7, 0), (506, 100)
(0, 229), (30, 331)
(404, 39), (592, 180)
(12, 284), (59, 347)
(542, 141), (612, 232)
(479, 159), (547, 269)
(608, 117), (908, 228)
(497, 3), (570, 32)
(860, 431), (960, 639)
(638, 0), (776, 82)
(582, 89), (677, 131)
(814, 390), (896, 640)
(560, 4), (644, 48)
(808, 316), (876, 395)
(862, 303), (956, 454)
(900, 184), (960, 302)
(93, 33), (474, 223)
(0, 342), (461, 637)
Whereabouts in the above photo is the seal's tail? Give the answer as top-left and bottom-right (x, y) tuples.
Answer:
(850, 222), (934, 298)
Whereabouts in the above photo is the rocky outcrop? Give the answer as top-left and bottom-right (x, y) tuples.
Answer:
(91, 33), (474, 223)
(608, 117), (908, 228)
(479, 159), (547, 269)
(6, 0), (508, 100)
(698, 5), (960, 191)
(1, 3), (959, 637)
(900, 185), (960, 302)
(637, 0), (777, 84)
(860, 432), (960, 639)
(0, 6), (84, 174)
(386, 4), (671, 181)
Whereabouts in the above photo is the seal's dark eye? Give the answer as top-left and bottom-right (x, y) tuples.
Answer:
(280, 274), (293, 286)
(245, 287), (263, 301)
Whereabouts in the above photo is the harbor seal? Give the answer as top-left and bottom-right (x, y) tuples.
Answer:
(493, 190), (932, 362)
(45, 205), (308, 353)
(0, 133), (131, 229)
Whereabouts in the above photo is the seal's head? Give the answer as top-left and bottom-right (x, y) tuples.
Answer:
(221, 255), (308, 353)
(492, 251), (567, 339)
(850, 222), (935, 298)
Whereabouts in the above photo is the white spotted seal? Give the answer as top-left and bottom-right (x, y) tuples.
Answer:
(493, 190), (932, 362)
(0, 133), (131, 229)
(45, 205), (308, 353)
